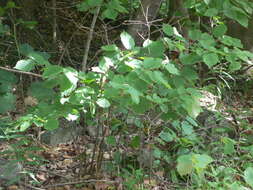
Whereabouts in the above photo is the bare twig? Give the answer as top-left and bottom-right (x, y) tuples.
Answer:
(44, 179), (115, 188)
(52, 0), (57, 45)
(81, 5), (101, 72)
(0, 66), (42, 78)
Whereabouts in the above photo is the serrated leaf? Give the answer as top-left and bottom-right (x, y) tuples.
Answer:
(203, 53), (219, 68)
(43, 65), (63, 78)
(143, 57), (163, 69)
(159, 130), (174, 142)
(96, 98), (111, 108)
(44, 118), (59, 130)
(120, 31), (135, 50)
(102, 8), (118, 20)
(165, 63), (180, 75)
(15, 59), (35, 71)
(221, 35), (243, 48)
(180, 53), (201, 65)
(199, 33), (216, 50)
(127, 87), (141, 104)
(192, 154), (213, 171)
(188, 29), (202, 40)
(27, 51), (50, 66)
(213, 24), (227, 37)
(177, 154), (193, 176)
(163, 24), (174, 36)
(244, 167), (253, 188)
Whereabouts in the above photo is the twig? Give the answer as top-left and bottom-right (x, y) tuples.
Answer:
(0, 66), (42, 78)
(21, 182), (46, 190)
(52, 0), (57, 45)
(44, 179), (114, 188)
(81, 5), (101, 72)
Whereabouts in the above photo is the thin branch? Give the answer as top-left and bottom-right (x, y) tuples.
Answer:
(44, 179), (115, 188)
(81, 5), (101, 72)
(0, 66), (42, 78)
(52, 0), (57, 45)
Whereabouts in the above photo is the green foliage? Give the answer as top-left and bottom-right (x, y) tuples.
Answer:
(1, 0), (253, 188)
(77, 0), (128, 20)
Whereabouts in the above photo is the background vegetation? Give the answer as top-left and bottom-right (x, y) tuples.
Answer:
(1, 0), (253, 189)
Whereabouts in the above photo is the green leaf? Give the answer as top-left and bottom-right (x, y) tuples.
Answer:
(224, 5), (248, 27)
(221, 35), (243, 48)
(101, 44), (119, 52)
(87, 0), (103, 7)
(143, 57), (163, 69)
(159, 129), (175, 142)
(222, 137), (235, 155)
(28, 82), (55, 100)
(27, 51), (50, 66)
(0, 93), (16, 114)
(203, 53), (219, 68)
(199, 33), (216, 50)
(6, 1), (16, 9)
(43, 65), (63, 78)
(44, 118), (59, 130)
(76, 2), (89, 12)
(163, 24), (174, 36)
(181, 95), (202, 118)
(14, 59), (35, 71)
(96, 98), (111, 108)
(19, 43), (34, 56)
(127, 87), (141, 104)
(203, 0), (211, 5)
(0, 70), (18, 85)
(106, 136), (116, 146)
(244, 167), (253, 188)
(141, 40), (165, 58)
(180, 53), (201, 65)
(19, 121), (31, 132)
(181, 121), (194, 136)
(120, 31), (135, 50)
(188, 29), (202, 40)
(192, 154), (213, 172)
(102, 8), (118, 20)
(108, 0), (128, 13)
(152, 71), (171, 88)
(165, 63), (180, 75)
(130, 135), (141, 148)
(177, 154), (193, 176)
(213, 24), (227, 37)
(204, 8), (218, 17)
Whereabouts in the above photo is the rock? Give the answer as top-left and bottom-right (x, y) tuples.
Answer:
(0, 158), (23, 184)
(41, 125), (85, 145)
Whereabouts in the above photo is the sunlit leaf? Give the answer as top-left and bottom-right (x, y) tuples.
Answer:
(120, 31), (135, 50)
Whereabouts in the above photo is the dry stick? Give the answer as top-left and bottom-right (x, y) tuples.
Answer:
(44, 179), (114, 188)
(81, 5), (101, 72)
(0, 66), (42, 78)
